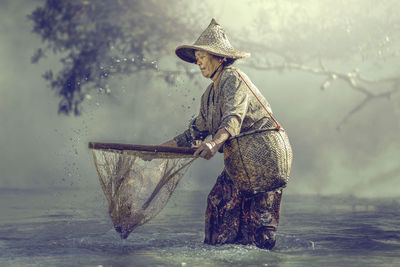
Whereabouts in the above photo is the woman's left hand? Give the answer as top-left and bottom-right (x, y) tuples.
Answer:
(193, 141), (218, 160)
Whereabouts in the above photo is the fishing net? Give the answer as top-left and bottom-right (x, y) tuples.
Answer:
(89, 142), (197, 239)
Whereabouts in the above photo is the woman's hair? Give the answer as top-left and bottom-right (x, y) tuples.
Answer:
(213, 55), (236, 66)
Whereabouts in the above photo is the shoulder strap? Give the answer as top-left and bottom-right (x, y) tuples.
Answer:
(233, 69), (281, 131)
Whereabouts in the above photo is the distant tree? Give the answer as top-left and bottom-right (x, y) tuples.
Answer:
(29, 0), (198, 115)
(241, 0), (400, 129)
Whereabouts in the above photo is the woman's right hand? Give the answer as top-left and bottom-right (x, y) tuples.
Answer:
(193, 141), (217, 160)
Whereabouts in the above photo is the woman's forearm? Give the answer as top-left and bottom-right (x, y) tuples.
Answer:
(211, 128), (230, 151)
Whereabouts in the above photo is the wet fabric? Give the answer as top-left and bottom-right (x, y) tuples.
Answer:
(174, 66), (277, 148)
(204, 170), (282, 250)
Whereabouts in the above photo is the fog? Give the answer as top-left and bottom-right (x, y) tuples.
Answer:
(1, 0), (399, 199)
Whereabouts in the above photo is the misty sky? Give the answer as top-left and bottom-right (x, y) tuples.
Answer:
(1, 0), (399, 198)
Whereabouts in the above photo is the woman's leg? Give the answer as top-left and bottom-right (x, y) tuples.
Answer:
(204, 170), (283, 250)
(204, 170), (242, 245)
(236, 189), (283, 249)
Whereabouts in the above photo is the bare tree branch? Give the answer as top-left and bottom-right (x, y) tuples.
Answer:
(243, 61), (400, 129)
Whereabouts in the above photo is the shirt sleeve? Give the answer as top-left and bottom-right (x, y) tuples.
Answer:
(218, 71), (249, 137)
(173, 95), (210, 147)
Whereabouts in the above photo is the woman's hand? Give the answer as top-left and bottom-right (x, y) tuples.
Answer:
(194, 141), (218, 160)
(194, 128), (230, 160)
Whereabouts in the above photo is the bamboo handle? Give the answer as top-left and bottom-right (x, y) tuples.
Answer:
(88, 142), (197, 154)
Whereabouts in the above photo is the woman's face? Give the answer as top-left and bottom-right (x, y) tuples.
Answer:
(194, 50), (220, 78)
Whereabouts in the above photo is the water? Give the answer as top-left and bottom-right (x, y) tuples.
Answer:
(1, 187), (400, 266)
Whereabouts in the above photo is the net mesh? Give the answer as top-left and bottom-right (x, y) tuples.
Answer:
(90, 146), (196, 239)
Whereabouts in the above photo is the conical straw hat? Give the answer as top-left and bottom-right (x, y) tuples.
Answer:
(176, 18), (250, 64)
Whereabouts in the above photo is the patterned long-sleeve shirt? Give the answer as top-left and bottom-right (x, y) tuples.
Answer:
(174, 66), (278, 147)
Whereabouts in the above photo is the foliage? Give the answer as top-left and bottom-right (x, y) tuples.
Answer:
(29, 0), (196, 115)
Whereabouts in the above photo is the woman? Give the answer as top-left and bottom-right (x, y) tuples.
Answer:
(162, 19), (292, 249)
